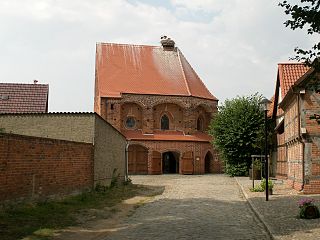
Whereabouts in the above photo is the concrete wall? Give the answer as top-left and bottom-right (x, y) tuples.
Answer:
(0, 133), (93, 202)
(0, 113), (95, 143)
(94, 116), (126, 186)
(0, 113), (126, 187)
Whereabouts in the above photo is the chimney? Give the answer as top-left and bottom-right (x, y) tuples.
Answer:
(160, 36), (175, 51)
(33, 80), (38, 84)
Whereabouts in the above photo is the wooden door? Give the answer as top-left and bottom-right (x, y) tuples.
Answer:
(128, 145), (148, 174)
(151, 151), (161, 174)
(181, 151), (194, 174)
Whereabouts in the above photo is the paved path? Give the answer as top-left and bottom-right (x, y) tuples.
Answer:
(102, 175), (271, 240)
(236, 177), (320, 240)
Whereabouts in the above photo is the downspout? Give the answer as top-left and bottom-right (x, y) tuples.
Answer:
(125, 142), (129, 181)
(297, 93), (305, 192)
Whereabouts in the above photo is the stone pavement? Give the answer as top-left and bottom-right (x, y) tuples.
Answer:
(235, 177), (320, 240)
(101, 175), (271, 240)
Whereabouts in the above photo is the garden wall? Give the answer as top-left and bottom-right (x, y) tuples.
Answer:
(0, 133), (94, 202)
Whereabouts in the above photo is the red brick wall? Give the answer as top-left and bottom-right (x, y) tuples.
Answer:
(0, 133), (94, 202)
(129, 140), (222, 174)
(96, 93), (222, 175)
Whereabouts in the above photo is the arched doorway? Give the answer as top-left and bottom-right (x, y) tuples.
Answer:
(128, 145), (148, 174)
(205, 151), (213, 173)
(162, 152), (179, 174)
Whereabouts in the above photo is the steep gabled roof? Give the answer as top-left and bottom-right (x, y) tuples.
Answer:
(95, 43), (217, 100)
(0, 83), (48, 113)
(278, 63), (310, 98)
(271, 63), (310, 119)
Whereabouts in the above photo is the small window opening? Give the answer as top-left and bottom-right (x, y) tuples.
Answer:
(197, 117), (204, 131)
(110, 104), (114, 110)
(161, 115), (169, 130)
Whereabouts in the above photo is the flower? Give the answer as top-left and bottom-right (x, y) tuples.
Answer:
(298, 198), (315, 208)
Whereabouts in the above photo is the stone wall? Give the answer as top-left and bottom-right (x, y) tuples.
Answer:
(0, 133), (93, 202)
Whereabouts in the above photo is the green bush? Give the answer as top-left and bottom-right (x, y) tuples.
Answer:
(225, 162), (248, 177)
(260, 178), (274, 190)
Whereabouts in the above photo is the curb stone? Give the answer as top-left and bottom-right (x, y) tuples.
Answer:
(235, 177), (275, 240)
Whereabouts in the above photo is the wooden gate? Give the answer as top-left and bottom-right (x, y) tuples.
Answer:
(151, 151), (161, 174)
(181, 151), (194, 174)
(128, 145), (148, 174)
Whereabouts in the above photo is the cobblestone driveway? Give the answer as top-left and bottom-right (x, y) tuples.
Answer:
(103, 174), (271, 240)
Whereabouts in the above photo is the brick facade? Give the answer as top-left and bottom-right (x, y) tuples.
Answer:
(0, 113), (126, 186)
(0, 133), (93, 202)
(97, 94), (222, 175)
(281, 71), (320, 193)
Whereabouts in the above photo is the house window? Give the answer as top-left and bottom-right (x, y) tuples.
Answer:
(161, 114), (169, 130)
(110, 104), (114, 110)
(126, 117), (136, 129)
(197, 117), (204, 131)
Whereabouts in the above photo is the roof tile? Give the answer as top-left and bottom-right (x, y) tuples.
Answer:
(95, 43), (217, 100)
(0, 83), (49, 113)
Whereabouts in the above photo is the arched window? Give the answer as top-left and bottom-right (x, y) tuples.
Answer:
(197, 117), (204, 131)
(161, 114), (169, 130)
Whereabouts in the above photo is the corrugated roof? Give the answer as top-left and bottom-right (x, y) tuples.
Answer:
(278, 63), (310, 98)
(95, 43), (217, 100)
(122, 129), (212, 142)
(0, 83), (48, 113)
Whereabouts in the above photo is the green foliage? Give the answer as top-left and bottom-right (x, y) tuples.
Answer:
(260, 178), (274, 190)
(252, 159), (262, 170)
(279, 0), (320, 68)
(225, 162), (248, 177)
(250, 178), (274, 192)
(124, 177), (132, 185)
(209, 94), (265, 176)
(250, 186), (264, 192)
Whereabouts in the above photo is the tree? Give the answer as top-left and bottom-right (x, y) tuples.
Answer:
(279, 0), (320, 68)
(208, 94), (264, 176)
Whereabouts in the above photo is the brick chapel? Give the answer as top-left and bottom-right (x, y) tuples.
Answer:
(94, 37), (222, 175)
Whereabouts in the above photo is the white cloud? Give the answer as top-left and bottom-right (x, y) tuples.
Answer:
(0, 0), (317, 111)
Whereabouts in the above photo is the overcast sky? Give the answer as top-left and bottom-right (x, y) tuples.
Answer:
(0, 0), (316, 112)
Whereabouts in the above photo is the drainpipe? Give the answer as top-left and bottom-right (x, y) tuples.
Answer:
(297, 93), (305, 192)
(125, 142), (129, 181)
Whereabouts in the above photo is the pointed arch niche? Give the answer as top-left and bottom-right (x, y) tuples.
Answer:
(153, 103), (183, 131)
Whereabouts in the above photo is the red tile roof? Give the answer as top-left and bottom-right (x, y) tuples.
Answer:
(267, 95), (275, 118)
(95, 43), (217, 100)
(0, 83), (48, 113)
(122, 129), (212, 142)
(278, 63), (310, 98)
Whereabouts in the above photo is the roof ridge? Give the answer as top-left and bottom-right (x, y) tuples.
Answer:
(177, 49), (218, 101)
(177, 49), (191, 96)
(0, 83), (48, 86)
(96, 42), (159, 48)
(278, 62), (306, 65)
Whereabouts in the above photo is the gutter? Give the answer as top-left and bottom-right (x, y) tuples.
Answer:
(125, 142), (129, 181)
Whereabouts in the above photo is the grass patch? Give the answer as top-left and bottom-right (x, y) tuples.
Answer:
(0, 184), (145, 240)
